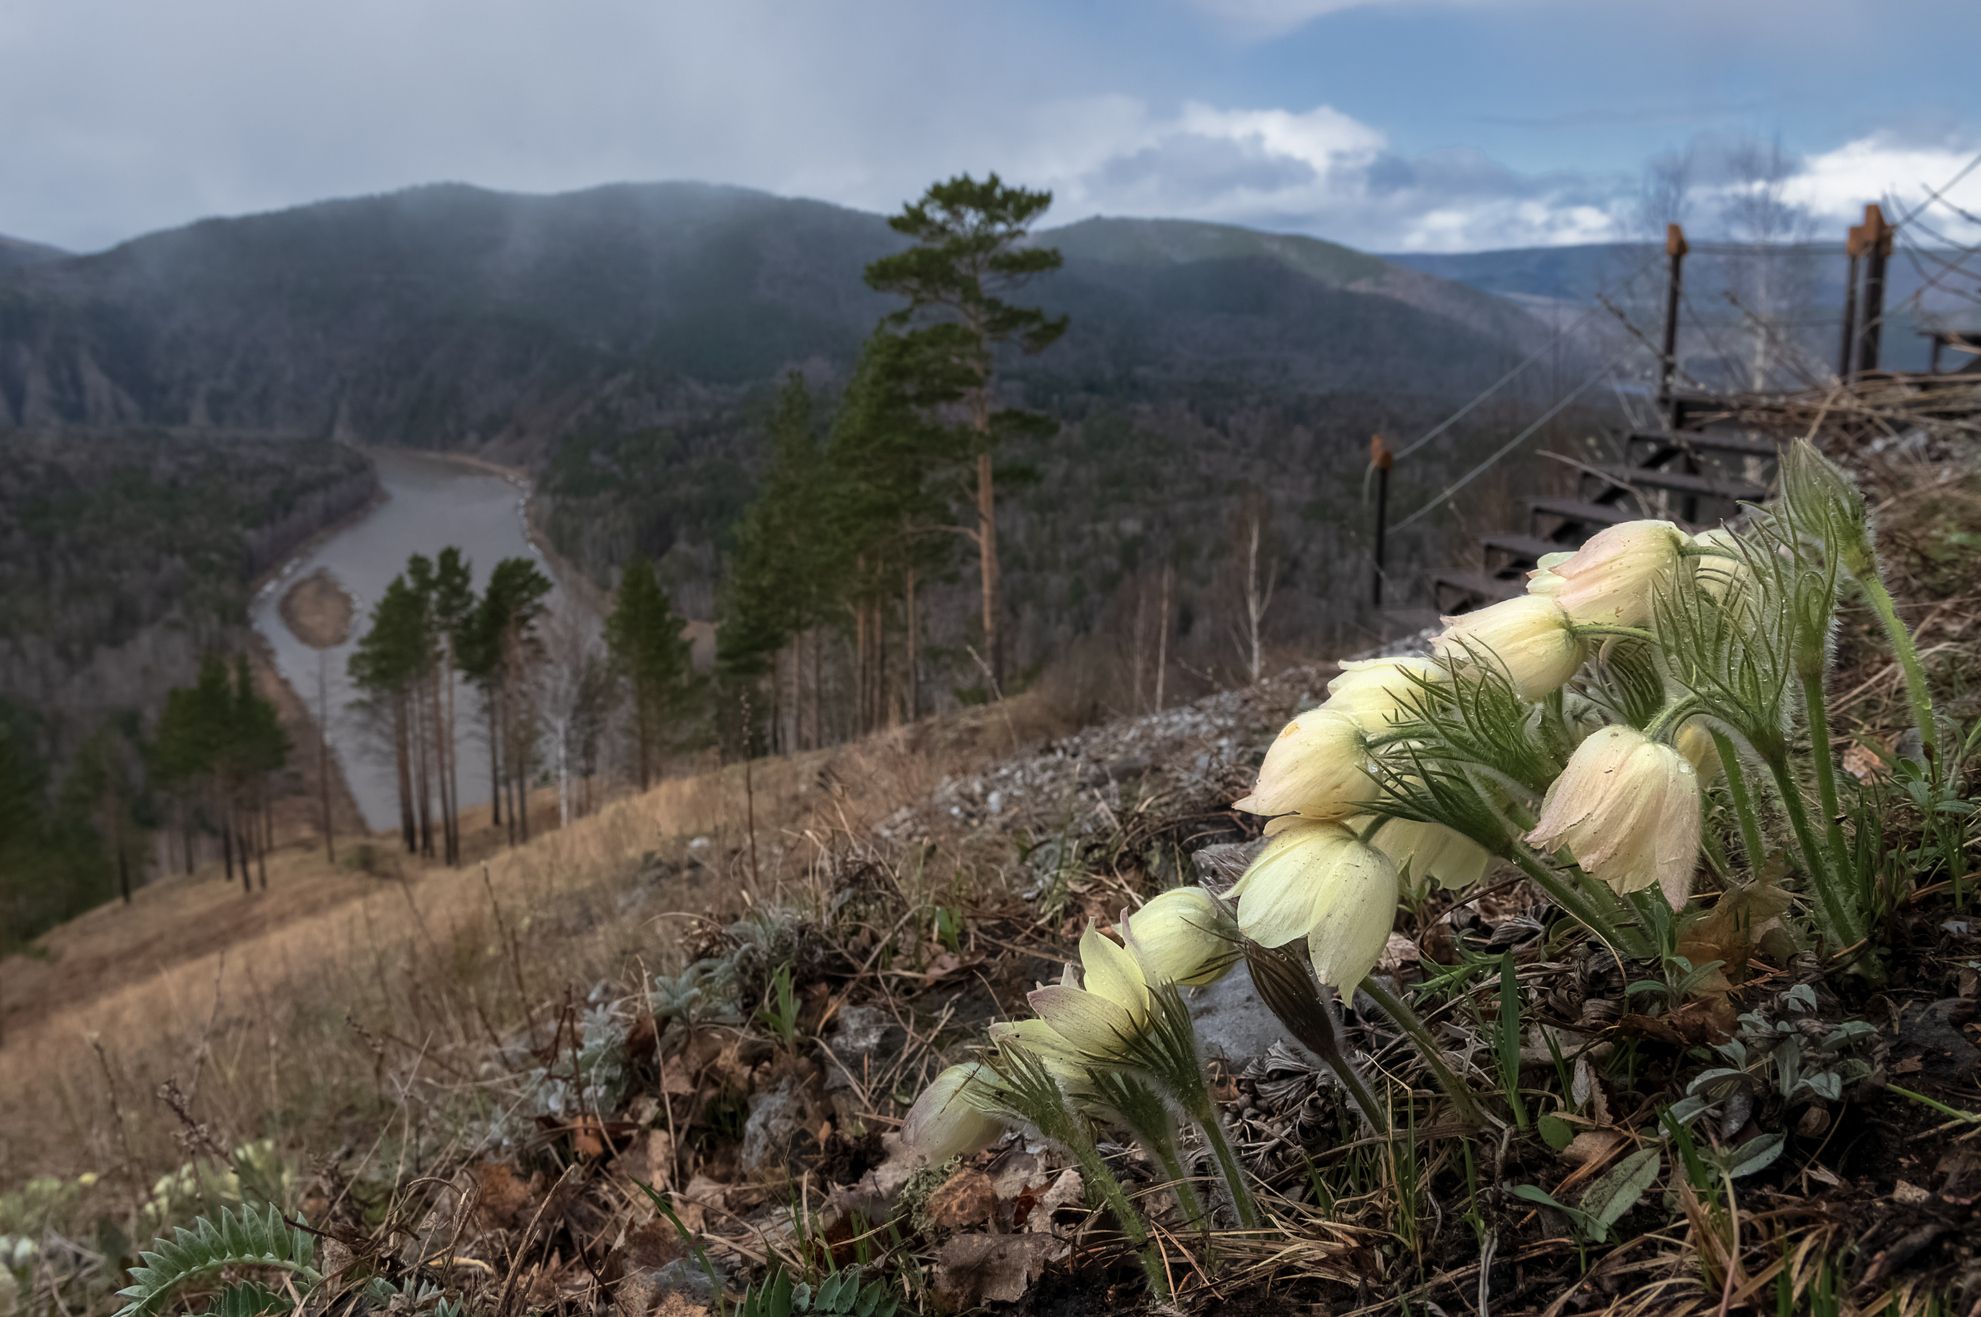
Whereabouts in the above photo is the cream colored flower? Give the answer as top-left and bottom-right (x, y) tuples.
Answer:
(1232, 707), (1378, 821)
(1324, 656), (1444, 729)
(901, 1062), (1005, 1162)
(1690, 527), (1753, 604)
(1526, 724), (1703, 907)
(1549, 519), (1688, 628)
(1432, 594), (1585, 700)
(1026, 924), (1152, 1060)
(1674, 719), (1722, 788)
(1231, 820), (1399, 992)
(1526, 550), (1574, 597)
(1367, 816), (1495, 891)
(1126, 888), (1236, 987)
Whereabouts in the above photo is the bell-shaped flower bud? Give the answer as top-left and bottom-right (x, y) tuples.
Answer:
(1525, 550), (1574, 597)
(1125, 888), (1237, 987)
(1432, 595), (1585, 700)
(1323, 656), (1444, 730)
(1368, 816), (1494, 891)
(1526, 724), (1702, 908)
(1231, 820), (1398, 993)
(1549, 519), (1688, 628)
(1232, 707), (1378, 821)
(1673, 719), (1722, 788)
(1690, 527), (1753, 605)
(902, 1062), (1006, 1163)
(1026, 924), (1152, 1061)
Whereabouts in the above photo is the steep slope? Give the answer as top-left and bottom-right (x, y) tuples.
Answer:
(0, 183), (1548, 446)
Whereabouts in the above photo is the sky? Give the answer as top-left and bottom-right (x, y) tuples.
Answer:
(5, 0), (1980, 255)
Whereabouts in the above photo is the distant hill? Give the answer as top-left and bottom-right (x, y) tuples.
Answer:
(1386, 241), (1979, 374)
(0, 182), (1551, 448)
(0, 234), (66, 273)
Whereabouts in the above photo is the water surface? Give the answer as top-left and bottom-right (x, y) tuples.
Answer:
(252, 448), (567, 832)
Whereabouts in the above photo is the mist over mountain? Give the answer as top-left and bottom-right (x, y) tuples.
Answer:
(0, 181), (1552, 452)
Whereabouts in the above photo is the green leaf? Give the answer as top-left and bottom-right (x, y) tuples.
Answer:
(1579, 1147), (1662, 1239)
(1537, 1112), (1575, 1152)
(1719, 1132), (1785, 1179)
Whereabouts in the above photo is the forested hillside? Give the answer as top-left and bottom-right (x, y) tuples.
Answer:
(0, 183), (1549, 447)
(0, 431), (376, 940)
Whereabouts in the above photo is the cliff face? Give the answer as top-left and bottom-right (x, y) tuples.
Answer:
(0, 182), (1555, 451)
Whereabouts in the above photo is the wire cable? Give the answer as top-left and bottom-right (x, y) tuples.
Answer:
(1390, 249), (1663, 461)
(1391, 347), (1634, 531)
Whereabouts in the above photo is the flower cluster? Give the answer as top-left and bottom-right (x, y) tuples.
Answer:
(1229, 516), (1742, 978)
(900, 888), (1258, 1250)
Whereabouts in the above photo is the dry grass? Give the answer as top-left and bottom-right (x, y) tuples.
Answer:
(0, 688), (1068, 1195)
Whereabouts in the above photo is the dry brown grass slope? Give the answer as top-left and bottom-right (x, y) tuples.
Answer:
(0, 690), (1068, 1189)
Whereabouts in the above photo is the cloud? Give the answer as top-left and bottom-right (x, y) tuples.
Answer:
(1036, 98), (1634, 251)
(1788, 134), (1981, 238)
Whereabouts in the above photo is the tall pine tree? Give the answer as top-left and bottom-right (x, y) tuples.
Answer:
(605, 559), (698, 789)
(864, 173), (1066, 691)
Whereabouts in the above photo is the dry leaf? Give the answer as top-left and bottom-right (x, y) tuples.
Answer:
(932, 1233), (1069, 1308)
(1021, 1169), (1084, 1232)
(925, 1167), (997, 1229)
(1562, 1130), (1623, 1168)
(644, 1129), (676, 1190)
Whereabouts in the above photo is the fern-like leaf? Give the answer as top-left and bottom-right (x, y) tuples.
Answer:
(113, 1204), (320, 1317)
(192, 1280), (289, 1317)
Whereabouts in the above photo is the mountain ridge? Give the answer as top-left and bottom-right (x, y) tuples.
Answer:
(0, 180), (1554, 450)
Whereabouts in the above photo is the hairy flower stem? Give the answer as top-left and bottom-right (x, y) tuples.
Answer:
(1359, 977), (1493, 1129)
(1854, 569), (1941, 774)
(1066, 1136), (1169, 1297)
(1189, 1102), (1262, 1230)
(1758, 744), (1863, 949)
(1104, 1075), (1208, 1232)
(1240, 941), (1389, 1132)
(1709, 730), (1769, 877)
(1507, 844), (1651, 961)
(1800, 667), (1856, 889)
(1151, 1141), (1209, 1233)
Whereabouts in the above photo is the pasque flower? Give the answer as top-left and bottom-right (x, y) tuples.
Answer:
(1526, 550), (1574, 597)
(1432, 594), (1585, 700)
(1548, 519), (1688, 628)
(1231, 820), (1399, 993)
(1026, 924), (1153, 1061)
(1366, 816), (1494, 891)
(1690, 527), (1753, 604)
(1526, 724), (1703, 907)
(1232, 707), (1378, 821)
(1324, 656), (1444, 728)
(901, 1062), (1006, 1162)
(1126, 888), (1237, 987)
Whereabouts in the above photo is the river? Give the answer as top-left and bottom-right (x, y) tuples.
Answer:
(251, 448), (574, 833)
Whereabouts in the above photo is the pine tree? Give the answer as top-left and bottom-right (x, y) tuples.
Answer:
(432, 547), (475, 864)
(717, 374), (836, 751)
(606, 559), (698, 789)
(864, 173), (1067, 691)
(461, 559), (552, 844)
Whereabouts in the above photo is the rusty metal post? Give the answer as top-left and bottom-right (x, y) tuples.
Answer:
(1856, 203), (1892, 378)
(1658, 223), (1688, 428)
(1837, 221), (1864, 382)
(1370, 434), (1392, 609)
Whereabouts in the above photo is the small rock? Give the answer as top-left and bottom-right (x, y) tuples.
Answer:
(740, 1079), (813, 1177)
(1189, 968), (1291, 1065)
